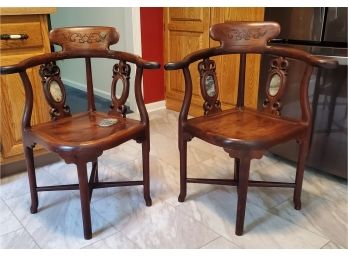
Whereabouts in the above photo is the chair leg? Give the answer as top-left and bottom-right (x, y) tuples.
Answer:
(178, 138), (187, 202)
(76, 162), (92, 240)
(235, 157), (251, 236)
(293, 140), (309, 210)
(24, 146), (38, 214)
(234, 158), (240, 181)
(142, 138), (152, 206)
(92, 160), (99, 183)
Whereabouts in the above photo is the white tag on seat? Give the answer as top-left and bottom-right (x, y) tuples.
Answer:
(98, 118), (118, 127)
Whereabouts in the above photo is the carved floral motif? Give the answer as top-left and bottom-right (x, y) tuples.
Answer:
(227, 28), (267, 41)
(63, 32), (107, 44)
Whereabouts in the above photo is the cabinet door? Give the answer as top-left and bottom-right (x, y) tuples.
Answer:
(1, 55), (49, 161)
(210, 8), (265, 109)
(0, 14), (51, 163)
(164, 7), (210, 116)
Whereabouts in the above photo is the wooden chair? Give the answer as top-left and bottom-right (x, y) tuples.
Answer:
(164, 22), (337, 235)
(0, 26), (160, 239)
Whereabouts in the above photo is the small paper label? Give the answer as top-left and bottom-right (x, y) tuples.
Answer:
(98, 118), (118, 127)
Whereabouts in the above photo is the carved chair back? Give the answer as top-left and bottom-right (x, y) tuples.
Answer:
(165, 22), (337, 127)
(1, 26), (159, 130)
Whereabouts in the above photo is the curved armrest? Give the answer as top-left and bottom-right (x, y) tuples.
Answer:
(164, 48), (219, 70)
(164, 45), (338, 71)
(138, 59), (161, 69)
(0, 50), (161, 75)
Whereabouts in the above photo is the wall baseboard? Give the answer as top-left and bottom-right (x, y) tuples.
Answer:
(62, 78), (110, 100)
(145, 100), (166, 112)
(63, 78), (131, 110)
(63, 78), (165, 113)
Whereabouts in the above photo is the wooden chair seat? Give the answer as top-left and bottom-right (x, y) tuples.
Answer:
(185, 108), (307, 150)
(26, 111), (146, 158)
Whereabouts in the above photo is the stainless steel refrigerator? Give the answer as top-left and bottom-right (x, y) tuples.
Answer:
(258, 7), (347, 178)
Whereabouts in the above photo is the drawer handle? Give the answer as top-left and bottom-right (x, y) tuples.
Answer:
(1, 33), (29, 40)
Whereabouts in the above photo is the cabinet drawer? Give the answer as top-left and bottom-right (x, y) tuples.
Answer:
(0, 21), (43, 50)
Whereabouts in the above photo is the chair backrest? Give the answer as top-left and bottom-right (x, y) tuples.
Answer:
(165, 21), (337, 125)
(49, 26), (119, 51)
(0, 26), (160, 129)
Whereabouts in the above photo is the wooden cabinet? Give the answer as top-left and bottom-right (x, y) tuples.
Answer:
(0, 8), (58, 176)
(164, 7), (265, 116)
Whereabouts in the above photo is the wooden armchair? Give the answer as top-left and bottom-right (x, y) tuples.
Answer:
(0, 26), (160, 239)
(164, 22), (337, 235)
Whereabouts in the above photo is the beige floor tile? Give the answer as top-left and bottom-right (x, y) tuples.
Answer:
(6, 191), (117, 248)
(0, 228), (39, 249)
(0, 167), (59, 201)
(176, 189), (329, 248)
(83, 232), (138, 249)
(201, 237), (240, 249)
(321, 241), (346, 249)
(92, 189), (219, 248)
(270, 190), (348, 248)
(0, 198), (22, 236)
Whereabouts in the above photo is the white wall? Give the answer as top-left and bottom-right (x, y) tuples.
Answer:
(50, 7), (141, 112)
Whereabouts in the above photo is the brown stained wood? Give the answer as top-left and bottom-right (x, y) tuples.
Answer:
(185, 108), (308, 151)
(0, 26), (160, 240)
(164, 21), (337, 236)
(39, 62), (71, 120)
(165, 8), (266, 114)
(262, 56), (289, 116)
(109, 60), (131, 117)
(26, 112), (146, 163)
(0, 7), (56, 16)
(0, 13), (51, 166)
(49, 26), (119, 51)
(198, 58), (222, 115)
(209, 22), (280, 49)
(85, 57), (96, 112)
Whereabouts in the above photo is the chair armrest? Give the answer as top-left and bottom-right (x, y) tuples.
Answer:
(0, 63), (24, 75)
(139, 60), (161, 69)
(164, 47), (220, 70)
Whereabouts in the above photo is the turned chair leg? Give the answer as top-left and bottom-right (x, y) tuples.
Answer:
(293, 140), (309, 210)
(234, 158), (240, 181)
(142, 138), (152, 206)
(235, 157), (251, 236)
(178, 138), (187, 202)
(24, 146), (39, 214)
(76, 162), (92, 240)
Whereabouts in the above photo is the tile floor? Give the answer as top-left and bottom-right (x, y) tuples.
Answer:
(0, 109), (347, 249)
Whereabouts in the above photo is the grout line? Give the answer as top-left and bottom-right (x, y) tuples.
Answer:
(81, 231), (120, 249)
(199, 236), (223, 249)
(2, 198), (41, 249)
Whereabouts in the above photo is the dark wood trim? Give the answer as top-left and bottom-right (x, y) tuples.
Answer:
(187, 178), (295, 188)
(236, 53), (246, 108)
(85, 57), (96, 112)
